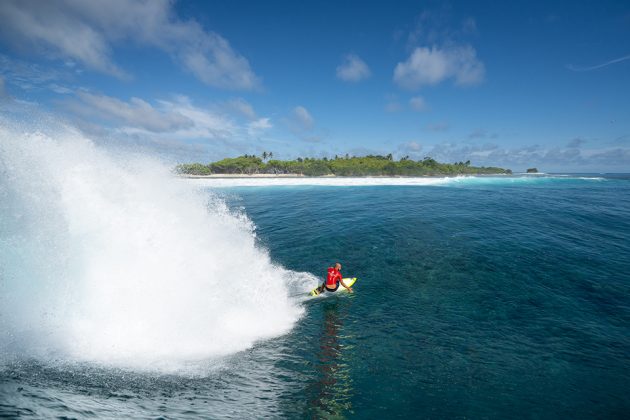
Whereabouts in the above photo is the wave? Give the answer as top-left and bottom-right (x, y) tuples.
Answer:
(188, 176), (453, 187)
(0, 118), (315, 371)
(187, 174), (606, 188)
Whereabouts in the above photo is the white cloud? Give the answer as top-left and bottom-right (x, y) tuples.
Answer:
(418, 141), (630, 171)
(0, 54), (65, 91)
(228, 98), (256, 120)
(75, 92), (193, 133)
(409, 96), (428, 112)
(180, 37), (260, 90)
(248, 117), (272, 130)
(247, 117), (272, 137)
(398, 141), (423, 157)
(393, 45), (485, 90)
(285, 105), (328, 143)
(156, 95), (237, 140)
(48, 83), (73, 94)
(0, 0), (260, 90)
(67, 92), (275, 149)
(293, 106), (314, 129)
(407, 141), (422, 151)
(65, 91), (260, 149)
(336, 54), (371, 82)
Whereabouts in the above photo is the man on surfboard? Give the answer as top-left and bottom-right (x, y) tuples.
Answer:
(316, 262), (353, 294)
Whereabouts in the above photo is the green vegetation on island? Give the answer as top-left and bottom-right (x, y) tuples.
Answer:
(176, 153), (512, 177)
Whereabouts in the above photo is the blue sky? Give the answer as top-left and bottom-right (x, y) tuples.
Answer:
(0, 0), (629, 171)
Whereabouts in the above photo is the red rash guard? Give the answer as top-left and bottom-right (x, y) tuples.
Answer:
(326, 267), (342, 287)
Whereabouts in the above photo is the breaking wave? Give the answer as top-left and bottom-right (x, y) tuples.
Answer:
(0, 118), (315, 371)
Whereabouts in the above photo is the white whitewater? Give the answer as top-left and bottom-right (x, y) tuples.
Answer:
(0, 118), (314, 370)
(188, 174), (604, 188)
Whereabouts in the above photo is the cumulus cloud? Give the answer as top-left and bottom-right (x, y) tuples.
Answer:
(394, 45), (485, 90)
(409, 96), (428, 112)
(397, 141), (423, 157)
(0, 0), (260, 89)
(406, 10), (453, 47)
(336, 54), (371, 82)
(293, 106), (314, 130)
(247, 117), (272, 137)
(406, 141), (422, 151)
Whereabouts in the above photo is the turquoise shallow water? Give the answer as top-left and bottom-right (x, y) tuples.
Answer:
(2, 174), (630, 418)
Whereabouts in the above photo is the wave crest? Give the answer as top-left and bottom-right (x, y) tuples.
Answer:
(0, 120), (313, 370)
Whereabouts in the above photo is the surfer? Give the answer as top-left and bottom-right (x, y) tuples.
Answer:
(316, 262), (353, 294)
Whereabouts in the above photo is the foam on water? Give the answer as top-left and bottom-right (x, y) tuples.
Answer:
(0, 119), (315, 371)
(187, 174), (605, 188)
(189, 176), (452, 188)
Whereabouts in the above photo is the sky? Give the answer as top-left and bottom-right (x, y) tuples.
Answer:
(0, 0), (629, 172)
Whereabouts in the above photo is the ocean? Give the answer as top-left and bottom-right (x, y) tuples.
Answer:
(1, 128), (629, 418)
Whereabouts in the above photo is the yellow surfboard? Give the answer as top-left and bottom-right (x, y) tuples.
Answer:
(309, 277), (357, 296)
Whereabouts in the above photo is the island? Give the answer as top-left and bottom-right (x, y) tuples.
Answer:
(176, 153), (512, 177)
(526, 168), (539, 173)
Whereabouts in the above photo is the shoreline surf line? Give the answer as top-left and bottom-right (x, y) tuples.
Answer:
(181, 174), (607, 188)
(178, 173), (511, 179)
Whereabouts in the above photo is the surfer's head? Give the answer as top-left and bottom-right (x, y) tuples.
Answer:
(335, 262), (342, 270)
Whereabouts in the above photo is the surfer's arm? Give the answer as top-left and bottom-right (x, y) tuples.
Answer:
(339, 277), (353, 292)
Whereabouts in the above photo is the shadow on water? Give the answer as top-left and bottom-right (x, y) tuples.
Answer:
(306, 298), (355, 418)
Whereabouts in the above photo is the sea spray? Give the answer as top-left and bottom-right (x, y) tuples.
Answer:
(0, 119), (315, 369)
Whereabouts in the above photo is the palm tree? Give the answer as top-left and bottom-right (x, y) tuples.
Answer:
(269, 152), (273, 160)
(262, 151), (268, 161)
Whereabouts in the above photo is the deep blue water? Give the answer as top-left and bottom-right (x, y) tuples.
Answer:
(2, 175), (630, 418)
